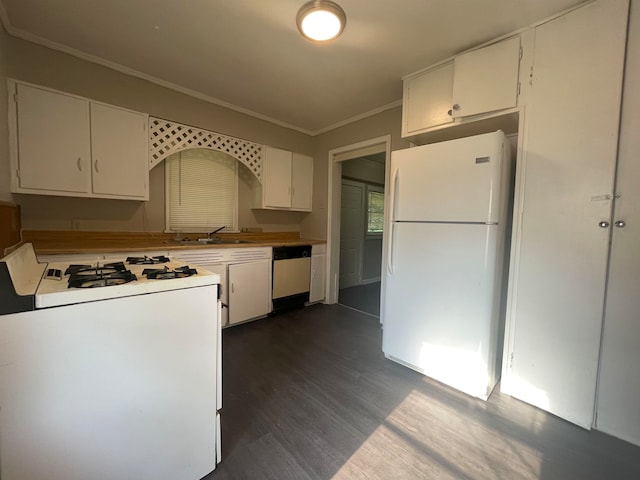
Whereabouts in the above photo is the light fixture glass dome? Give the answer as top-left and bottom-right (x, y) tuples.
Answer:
(296, 0), (346, 43)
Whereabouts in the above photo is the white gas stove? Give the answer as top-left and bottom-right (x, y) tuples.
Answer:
(0, 243), (222, 480)
(1, 243), (220, 311)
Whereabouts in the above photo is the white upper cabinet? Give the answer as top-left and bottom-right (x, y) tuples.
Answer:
(451, 36), (521, 118)
(262, 146), (292, 208)
(402, 35), (523, 137)
(14, 83), (92, 194)
(10, 81), (149, 200)
(291, 153), (313, 211)
(254, 146), (313, 212)
(402, 61), (454, 136)
(90, 103), (148, 199)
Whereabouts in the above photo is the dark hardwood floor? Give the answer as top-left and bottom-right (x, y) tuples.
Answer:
(206, 304), (640, 480)
(338, 281), (381, 317)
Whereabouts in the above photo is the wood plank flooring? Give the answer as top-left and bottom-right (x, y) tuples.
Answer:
(205, 304), (640, 480)
(338, 282), (381, 317)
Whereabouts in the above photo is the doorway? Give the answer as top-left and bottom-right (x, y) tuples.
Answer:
(326, 135), (391, 318)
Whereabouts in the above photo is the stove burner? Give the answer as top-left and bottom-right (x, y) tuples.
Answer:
(67, 272), (138, 288)
(65, 262), (127, 276)
(142, 265), (198, 280)
(65, 262), (136, 288)
(126, 256), (171, 265)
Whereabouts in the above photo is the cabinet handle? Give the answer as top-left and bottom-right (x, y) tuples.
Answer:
(614, 220), (626, 228)
(231, 283), (235, 294)
(598, 221), (610, 228)
(94, 159), (99, 173)
(77, 157), (82, 171)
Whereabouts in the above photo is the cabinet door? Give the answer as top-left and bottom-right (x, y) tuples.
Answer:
(402, 61), (454, 136)
(309, 253), (326, 304)
(228, 260), (271, 325)
(263, 147), (292, 208)
(596, 0), (640, 445)
(451, 36), (521, 118)
(15, 84), (91, 194)
(291, 153), (313, 211)
(503, 0), (628, 428)
(90, 103), (148, 199)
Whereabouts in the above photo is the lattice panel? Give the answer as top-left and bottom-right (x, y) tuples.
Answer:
(149, 117), (263, 182)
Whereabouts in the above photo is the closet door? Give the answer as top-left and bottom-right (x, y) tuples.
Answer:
(502, 0), (628, 428)
(596, 0), (640, 446)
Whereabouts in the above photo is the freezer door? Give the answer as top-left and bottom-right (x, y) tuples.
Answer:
(391, 131), (506, 223)
(382, 222), (504, 399)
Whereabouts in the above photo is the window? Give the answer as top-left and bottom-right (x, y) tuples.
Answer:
(366, 185), (384, 235)
(165, 148), (238, 232)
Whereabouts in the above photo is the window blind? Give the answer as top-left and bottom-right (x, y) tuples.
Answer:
(165, 149), (238, 231)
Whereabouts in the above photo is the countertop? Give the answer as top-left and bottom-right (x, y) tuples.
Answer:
(21, 230), (325, 255)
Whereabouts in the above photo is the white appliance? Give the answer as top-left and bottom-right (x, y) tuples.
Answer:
(382, 130), (512, 400)
(0, 244), (222, 480)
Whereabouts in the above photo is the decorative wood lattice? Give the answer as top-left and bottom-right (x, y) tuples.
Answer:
(148, 117), (263, 182)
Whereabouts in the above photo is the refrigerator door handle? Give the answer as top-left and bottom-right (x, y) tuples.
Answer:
(388, 222), (395, 274)
(387, 168), (399, 275)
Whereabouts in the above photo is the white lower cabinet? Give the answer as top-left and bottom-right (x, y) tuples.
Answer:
(502, 0), (628, 429)
(309, 244), (326, 304)
(171, 248), (272, 327)
(228, 259), (271, 325)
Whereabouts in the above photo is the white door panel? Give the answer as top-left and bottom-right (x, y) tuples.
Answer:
(596, 1), (640, 445)
(504, 0), (628, 428)
(391, 131), (505, 223)
(340, 180), (364, 289)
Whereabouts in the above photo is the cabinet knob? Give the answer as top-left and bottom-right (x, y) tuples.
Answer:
(447, 109), (453, 116)
(452, 104), (460, 111)
(614, 220), (626, 228)
(598, 221), (610, 228)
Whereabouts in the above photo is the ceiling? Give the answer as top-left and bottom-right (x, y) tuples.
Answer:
(0, 0), (587, 135)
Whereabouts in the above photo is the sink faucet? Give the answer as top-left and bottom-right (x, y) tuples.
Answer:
(207, 226), (225, 239)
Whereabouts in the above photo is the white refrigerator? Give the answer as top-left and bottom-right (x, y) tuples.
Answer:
(382, 130), (512, 400)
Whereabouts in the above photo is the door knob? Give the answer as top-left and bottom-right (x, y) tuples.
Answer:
(614, 220), (626, 228)
(598, 221), (610, 228)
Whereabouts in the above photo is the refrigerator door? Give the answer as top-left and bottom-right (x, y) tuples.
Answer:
(391, 131), (506, 224)
(382, 222), (503, 399)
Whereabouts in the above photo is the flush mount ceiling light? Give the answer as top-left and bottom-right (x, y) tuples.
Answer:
(296, 0), (346, 43)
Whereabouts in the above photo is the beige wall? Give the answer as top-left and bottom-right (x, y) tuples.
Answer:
(3, 32), (409, 238)
(0, 25), (10, 202)
(300, 107), (410, 240)
(5, 35), (315, 232)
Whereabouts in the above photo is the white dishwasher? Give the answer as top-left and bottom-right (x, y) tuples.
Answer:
(272, 245), (311, 312)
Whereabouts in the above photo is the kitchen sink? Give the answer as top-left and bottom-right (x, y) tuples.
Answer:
(173, 238), (253, 245)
